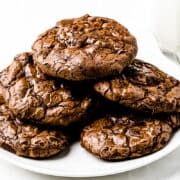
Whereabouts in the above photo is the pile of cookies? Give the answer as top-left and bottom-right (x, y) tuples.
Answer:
(0, 15), (179, 160)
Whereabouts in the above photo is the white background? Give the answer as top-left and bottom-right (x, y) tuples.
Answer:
(0, 0), (179, 179)
(0, 0), (152, 68)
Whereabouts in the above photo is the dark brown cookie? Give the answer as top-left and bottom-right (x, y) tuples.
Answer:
(94, 59), (180, 113)
(32, 14), (137, 80)
(0, 52), (92, 126)
(80, 111), (173, 160)
(0, 104), (68, 158)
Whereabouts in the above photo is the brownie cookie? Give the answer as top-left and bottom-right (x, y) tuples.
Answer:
(80, 111), (173, 160)
(0, 52), (92, 126)
(94, 59), (180, 113)
(32, 14), (137, 80)
(0, 104), (68, 158)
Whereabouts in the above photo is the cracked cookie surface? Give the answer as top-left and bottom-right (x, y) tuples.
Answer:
(32, 14), (137, 80)
(0, 52), (92, 126)
(94, 59), (180, 113)
(0, 104), (68, 158)
(80, 110), (174, 160)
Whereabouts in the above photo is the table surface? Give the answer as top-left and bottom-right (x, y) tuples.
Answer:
(0, 0), (179, 179)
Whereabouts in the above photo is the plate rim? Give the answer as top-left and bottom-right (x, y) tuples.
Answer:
(0, 131), (179, 177)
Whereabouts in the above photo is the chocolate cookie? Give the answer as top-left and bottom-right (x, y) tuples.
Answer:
(32, 14), (137, 80)
(80, 111), (173, 160)
(94, 59), (180, 113)
(0, 52), (92, 126)
(0, 104), (68, 158)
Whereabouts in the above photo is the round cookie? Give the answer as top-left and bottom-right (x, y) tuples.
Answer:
(32, 14), (137, 80)
(0, 52), (92, 126)
(94, 59), (180, 113)
(0, 104), (68, 158)
(80, 112), (173, 160)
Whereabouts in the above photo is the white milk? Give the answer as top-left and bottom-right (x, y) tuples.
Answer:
(151, 0), (180, 61)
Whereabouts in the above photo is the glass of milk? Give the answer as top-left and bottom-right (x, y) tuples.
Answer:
(151, 0), (180, 63)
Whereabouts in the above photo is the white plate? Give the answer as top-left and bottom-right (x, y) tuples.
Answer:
(0, 30), (179, 177)
(0, 131), (179, 177)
